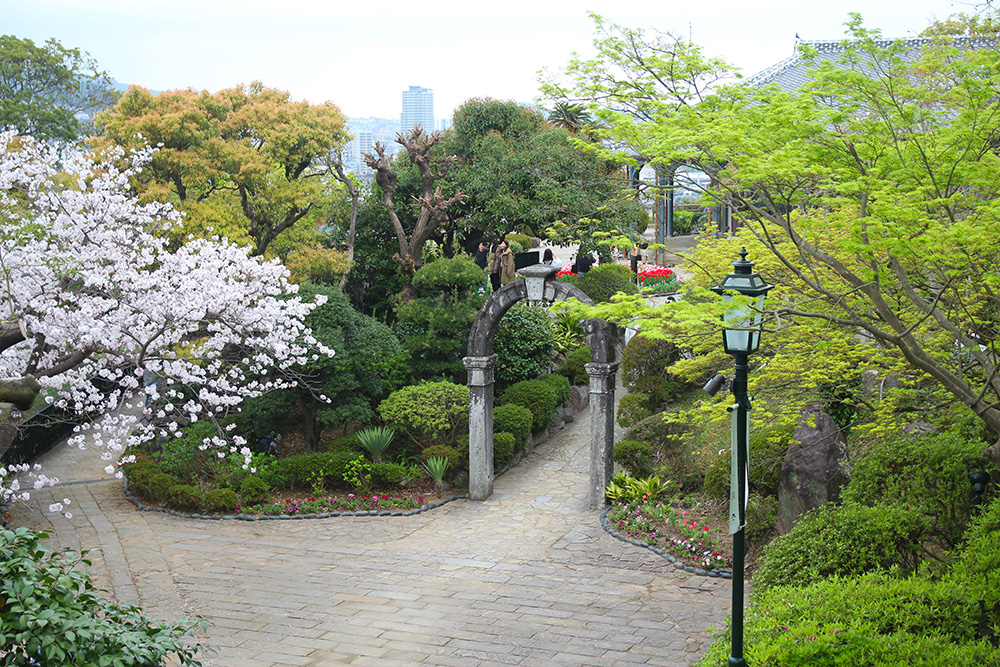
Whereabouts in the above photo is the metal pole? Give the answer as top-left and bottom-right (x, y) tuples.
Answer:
(729, 352), (749, 667)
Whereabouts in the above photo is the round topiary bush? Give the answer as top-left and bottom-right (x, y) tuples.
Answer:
(371, 462), (408, 487)
(843, 430), (991, 549)
(493, 403), (533, 449)
(500, 379), (558, 432)
(202, 488), (238, 514)
(576, 263), (639, 303)
(613, 440), (654, 479)
(752, 501), (927, 592)
(616, 392), (654, 428)
(378, 380), (470, 449)
(493, 432), (516, 468)
(238, 476), (271, 506)
(494, 304), (557, 386)
(145, 473), (181, 503)
(557, 345), (590, 386)
(541, 372), (571, 406)
(166, 484), (203, 513)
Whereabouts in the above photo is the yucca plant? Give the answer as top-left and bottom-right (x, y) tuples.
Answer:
(423, 456), (449, 494)
(356, 426), (394, 463)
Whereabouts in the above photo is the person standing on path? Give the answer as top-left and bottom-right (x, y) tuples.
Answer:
(475, 241), (489, 269)
(499, 240), (516, 285)
(489, 240), (504, 290)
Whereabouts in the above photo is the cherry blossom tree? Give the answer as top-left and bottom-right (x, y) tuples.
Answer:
(0, 131), (332, 506)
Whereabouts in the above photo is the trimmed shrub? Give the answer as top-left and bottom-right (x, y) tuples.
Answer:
(449, 436), (470, 472)
(494, 432), (516, 468)
(576, 263), (639, 303)
(745, 493), (779, 549)
(371, 462), (408, 487)
(751, 502), (927, 593)
(494, 304), (557, 387)
(166, 485), (203, 513)
(844, 430), (990, 549)
(411, 255), (488, 293)
(698, 571), (1000, 666)
(613, 440), (654, 479)
(557, 345), (590, 385)
(202, 488), (238, 514)
(493, 403), (533, 449)
(616, 392), (654, 428)
(378, 381), (470, 449)
(145, 473), (181, 503)
(500, 379), (557, 431)
(541, 372), (571, 406)
(238, 475), (271, 506)
(505, 232), (532, 253)
(123, 459), (162, 495)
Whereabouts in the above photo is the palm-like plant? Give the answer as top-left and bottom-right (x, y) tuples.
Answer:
(548, 102), (593, 134)
(423, 456), (450, 494)
(356, 427), (394, 463)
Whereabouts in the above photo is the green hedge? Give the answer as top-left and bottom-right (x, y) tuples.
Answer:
(500, 379), (557, 431)
(576, 263), (639, 303)
(557, 345), (590, 385)
(493, 403), (533, 449)
(494, 432), (516, 468)
(752, 501), (927, 592)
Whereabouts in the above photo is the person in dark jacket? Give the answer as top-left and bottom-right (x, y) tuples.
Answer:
(475, 242), (489, 269)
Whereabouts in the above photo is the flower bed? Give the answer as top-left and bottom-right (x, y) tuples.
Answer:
(636, 264), (681, 293)
(606, 498), (733, 572)
(243, 492), (426, 516)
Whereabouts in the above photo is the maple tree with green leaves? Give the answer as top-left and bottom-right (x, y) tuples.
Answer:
(545, 13), (1000, 466)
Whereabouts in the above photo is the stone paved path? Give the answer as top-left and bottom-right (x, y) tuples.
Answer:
(9, 400), (731, 667)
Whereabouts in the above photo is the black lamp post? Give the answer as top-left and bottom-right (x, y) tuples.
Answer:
(711, 248), (773, 667)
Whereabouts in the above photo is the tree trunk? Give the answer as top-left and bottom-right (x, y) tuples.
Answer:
(299, 397), (319, 454)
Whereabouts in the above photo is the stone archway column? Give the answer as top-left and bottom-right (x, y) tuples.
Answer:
(463, 354), (497, 501)
(585, 361), (620, 509)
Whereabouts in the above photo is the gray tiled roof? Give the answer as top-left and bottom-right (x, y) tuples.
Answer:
(746, 37), (997, 91)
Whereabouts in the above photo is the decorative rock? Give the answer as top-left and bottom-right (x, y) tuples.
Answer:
(708, 571), (720, 578)
(695, 568), (708, 576)
(777, 405), (850, 535)
(684, 566), (695, 573)
(222, 515), (234, 520)
(721, 571), (733, 579)
(674, 562), (685, 570)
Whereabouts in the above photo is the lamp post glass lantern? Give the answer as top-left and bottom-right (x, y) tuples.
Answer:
(712, 247), (773, 667)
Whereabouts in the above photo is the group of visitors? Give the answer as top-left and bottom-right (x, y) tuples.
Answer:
(475, 240), (516, 291)
(474, 239), (595, 292)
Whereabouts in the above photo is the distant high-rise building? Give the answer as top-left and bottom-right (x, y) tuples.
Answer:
(439, 117), (452, 132)
(401, 86), (434, 133)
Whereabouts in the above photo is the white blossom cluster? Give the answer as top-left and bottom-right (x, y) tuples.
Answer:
(0, 132), (334, 509)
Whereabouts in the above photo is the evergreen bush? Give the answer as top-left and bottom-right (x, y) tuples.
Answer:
(493, 403), (533, 449)
(370, 462), (408, 487)
(625, 414), (701, 491)
(494, 304), (557, 387)
(613, 440), (654, 479)
(166, 485), (203, 513)
(621, 333), (687, 405)
(541, 372), (571, 406)
(202, 488), (238, 514)
(238, 475), (271, 506)
(146, 473), (181, 503)
(494, 432), (516, 468)
(500, 379), (558, 431)
(378, 381), (470, 449)
(576, 263), (639, 303)
(843, 430), (990, 549)
(557, 345), (590, 385)
(704, 425), (792, 499)
(616, 392), (654, 428)
(751, 502), (927, 592)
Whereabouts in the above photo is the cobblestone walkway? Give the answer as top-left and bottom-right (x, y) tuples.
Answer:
(9, 399), (730, 667)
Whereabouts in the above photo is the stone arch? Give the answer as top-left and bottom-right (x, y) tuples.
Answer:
(463, 264), (620, 508)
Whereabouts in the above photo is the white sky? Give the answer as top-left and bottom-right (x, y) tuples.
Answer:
(3, 0), (973, 121)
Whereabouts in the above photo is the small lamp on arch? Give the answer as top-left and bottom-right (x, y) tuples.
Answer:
(711, 248), (774, 356)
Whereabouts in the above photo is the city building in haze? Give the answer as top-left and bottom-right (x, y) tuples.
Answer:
(401, 86), (434, 133)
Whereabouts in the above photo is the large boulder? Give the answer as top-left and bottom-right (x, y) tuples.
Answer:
(776, 406), (850, 534)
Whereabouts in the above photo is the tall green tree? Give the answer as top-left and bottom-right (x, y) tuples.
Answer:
(0, 35), (119, 143)
(446, 97), (644, 249)
(548, 13), (1000, 466)
(92, 82), (349, 257)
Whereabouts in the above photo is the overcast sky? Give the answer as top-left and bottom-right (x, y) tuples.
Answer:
(4, 0), (973, 121)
